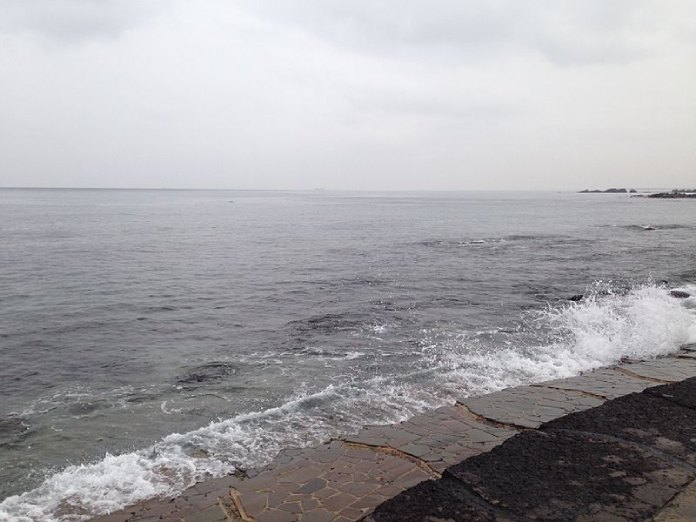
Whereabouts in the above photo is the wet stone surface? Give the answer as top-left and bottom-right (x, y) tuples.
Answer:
(459, 384), (604, 428)
(91, 475), (243, 522)
(538, 367), (659, 399)
(619, 357), (696, 382)
(343, 405), (518, 472)
(231, 440), (433, 522)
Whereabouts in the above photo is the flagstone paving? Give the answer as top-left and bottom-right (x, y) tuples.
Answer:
(343, 405), (518, 473)
(458, 384), (605, 429)
(535, 366), (660, 399)
(618, 356), (696, 382)
(91, 350), (696, 522)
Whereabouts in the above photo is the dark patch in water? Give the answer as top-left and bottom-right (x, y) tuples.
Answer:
(67, 402), (102, 416)
(618, 224), (694, 232)
(0, 417), (31, 446)
(287, 313), (364, 334)
(146, 306), (176, 312)
(419, 234), (576, 250)
(176, 362), (238, 389)
(292, 347), (360, 358)
(126, 393), (160, 404)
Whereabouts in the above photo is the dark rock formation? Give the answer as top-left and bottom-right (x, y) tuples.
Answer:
(578, 188), (631, 193)
(648, 191), (696, 199)
(670, 290), (691, 299)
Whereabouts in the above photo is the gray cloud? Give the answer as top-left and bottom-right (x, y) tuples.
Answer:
(0, 0), (162, 41)
(245, 0), (647, 66)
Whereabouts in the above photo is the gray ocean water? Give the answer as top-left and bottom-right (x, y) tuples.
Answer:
(1, 189), (695, 520)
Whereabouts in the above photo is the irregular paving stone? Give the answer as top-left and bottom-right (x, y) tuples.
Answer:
(447, 429), (695, 521)
(544, 383), (696, 466)
(537, 367), (659, 399)
(459, 385), (604, 428)
(233, 441), (432, 521)
(619, 358), (696, 383)
(343, 406), (518, 472)
(183, 503), (227, 522)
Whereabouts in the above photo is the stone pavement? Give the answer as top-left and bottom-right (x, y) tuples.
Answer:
(92, 346), (696, 522)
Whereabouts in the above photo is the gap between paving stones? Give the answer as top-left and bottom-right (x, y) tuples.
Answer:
(340, 442), (441, 479)
(616, 367), (673, 383)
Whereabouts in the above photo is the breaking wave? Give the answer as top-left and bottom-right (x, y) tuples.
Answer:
(1, 282), (695, 521)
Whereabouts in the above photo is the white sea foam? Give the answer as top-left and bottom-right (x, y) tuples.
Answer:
(0, 381), (429, 522)
(437, 283), (696, 394)
(2, 283), (694, 521)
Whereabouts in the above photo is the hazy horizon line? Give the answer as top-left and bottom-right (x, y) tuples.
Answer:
(0, 186), (670, 193)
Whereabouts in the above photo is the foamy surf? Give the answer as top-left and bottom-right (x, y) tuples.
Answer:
(436, 283), (696, 394)
(1, 282), (695, 522)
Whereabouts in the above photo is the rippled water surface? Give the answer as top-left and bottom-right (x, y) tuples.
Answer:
(1, 189), (695, 520)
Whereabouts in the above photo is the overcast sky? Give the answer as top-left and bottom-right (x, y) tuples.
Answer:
(0, 1), (694, 190)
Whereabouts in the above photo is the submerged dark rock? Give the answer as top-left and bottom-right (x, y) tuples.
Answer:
(0, 417), (31, 445)
(176, 362), (238, 388)
(670, 290), (691, 299)
(568, 294), (584, 302)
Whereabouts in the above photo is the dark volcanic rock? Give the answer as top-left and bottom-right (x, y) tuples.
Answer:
(445, 429), (694, 521)
(645, 377), (696, 410)
(670, 290), (691, 298)
(364, 477), (506, 522)
(544, 390), (696, 465)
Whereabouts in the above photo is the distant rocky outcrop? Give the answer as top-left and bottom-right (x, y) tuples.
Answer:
(578, 188), (634, 194)
(647, 190), (696, 199)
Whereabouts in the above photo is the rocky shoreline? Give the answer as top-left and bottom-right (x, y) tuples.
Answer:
(92, 346), (696, 522)
(645, 191), (696, 199)
(578, 188), (696, 198)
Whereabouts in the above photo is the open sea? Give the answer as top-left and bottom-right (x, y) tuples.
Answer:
(1, 189), (695, 521)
